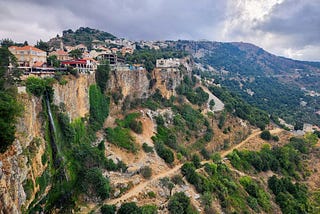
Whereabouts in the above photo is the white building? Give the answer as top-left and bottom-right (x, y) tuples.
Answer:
(156, 58), (181, 68)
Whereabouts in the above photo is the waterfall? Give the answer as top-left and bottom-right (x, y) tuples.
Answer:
(45, 93), (69, 181)
(45, 94), (60, 168)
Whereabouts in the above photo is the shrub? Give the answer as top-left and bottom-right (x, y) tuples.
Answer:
(80, 167), (110, 200)
(147, 191), (156, 198)
(129, 120), (143, 134)
(142, 143), (154, 153)
(260, 130), (271, 140)
(141, 205), (157, 214)
(100, 204), (116, 214)
(154, 141), (174, 164)
(168, 192), (192, 214)
(118, 202), (141, 214)
(140, 166), (152, 179)
(105, 127), (137, 152)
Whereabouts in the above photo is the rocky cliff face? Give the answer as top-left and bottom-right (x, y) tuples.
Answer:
(108, 68), (150, 99)
(152, 58), (192, 98)
(0, 93), (46, 213)
(0, 61), (192, 213)
(53, 73), (95, 120)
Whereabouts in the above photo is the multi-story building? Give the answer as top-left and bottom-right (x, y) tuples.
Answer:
(156, 58), (180, 68)
(9, 45), (47, 67)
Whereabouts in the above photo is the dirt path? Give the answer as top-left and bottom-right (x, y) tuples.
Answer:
(97, 127), (283, 208)
(107, 164), (183, 205)
(221, 128), (283, 158)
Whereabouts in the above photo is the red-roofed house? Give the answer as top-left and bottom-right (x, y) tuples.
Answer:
(9, 45), (47, 67)
(61, 58), (97, 73)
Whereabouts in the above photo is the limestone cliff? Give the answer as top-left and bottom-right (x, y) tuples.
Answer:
(0, 93), (46, 213)
(108, 68), (150, 99)
(53, 73), (95, 120)
(152, 57), (192, 98)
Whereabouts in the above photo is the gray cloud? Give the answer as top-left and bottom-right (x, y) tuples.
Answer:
(255, 0), (320, 47)
(0, 0), (319, 61)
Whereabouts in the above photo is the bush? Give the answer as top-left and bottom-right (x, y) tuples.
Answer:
(100, 204), (116, 214)
(129, 120), (143, 134)
(141, 204), (157, 214)
(26, 77), (54, 97)
(168, 192), (192, 214)
(147, 191), (156, 198)
(105, 127), (137, 152)
(80, 168), (110, 200)
(140, 166), (152, 179)
(154, 141), (174, 164)
(142, 143), (154, 153)
(260, 130), (271, 140)
(192, 154), (201, 169)
(118, 202), (141, 214)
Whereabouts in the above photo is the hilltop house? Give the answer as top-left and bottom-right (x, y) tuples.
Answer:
(49, 50), (71, 61)
(156, 58), (180, 68)
(9, 45), (47, 67)
(121, 47), (134, 55)
(61, 58), (97, 73)
(96, 53), (124, 65)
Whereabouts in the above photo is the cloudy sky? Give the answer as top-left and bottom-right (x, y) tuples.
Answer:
(1, 0), (319, 61)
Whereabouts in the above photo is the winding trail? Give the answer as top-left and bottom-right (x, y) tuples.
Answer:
(96, 127), (283, 209)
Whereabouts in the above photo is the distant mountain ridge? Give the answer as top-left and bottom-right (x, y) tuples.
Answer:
(174, 40), (320, 126)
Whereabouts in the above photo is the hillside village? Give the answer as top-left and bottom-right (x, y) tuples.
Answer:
(7, 36), (175, 76)
(0, 27), (320, 214)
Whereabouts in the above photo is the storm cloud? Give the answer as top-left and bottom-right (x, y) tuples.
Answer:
(0, 0), (319, 61)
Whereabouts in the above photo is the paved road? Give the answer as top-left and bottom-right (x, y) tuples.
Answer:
(200, 85), (224, 112)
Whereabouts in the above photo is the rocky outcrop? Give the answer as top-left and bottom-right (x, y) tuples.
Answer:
(53, 73), (95, 120)
(0, 93), (46, 213)
(108, 68), (150, 99)
(152, 58), (192, 98)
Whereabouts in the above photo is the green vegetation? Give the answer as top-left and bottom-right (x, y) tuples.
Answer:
(68, 49), (83, 59)
(228, 137), (313, 178)
(47, 55), (60, 67)
(268, 176), (312, 213)
(25, 77), (54, 98)
(80, 167), (110, 199)
(168, 192), (197, 214)
(23, 179), (34, 201)
(89, 84), (110, 131)
(260, 130), (271, 140)
(176, 76), (209, 106)
(125, 48), (187, 71)
(220, 76), (320, 126)
(101, 204), (116, 214)
(140, 166), (152, 179)
(95, 60), (110, 92)
(239, 176), (271, 212)
(116, 113), (143, 134)
(0, 47), (23, 153)
(140, 204), (157, 214)
(142, 143), (154, 153)
(154, 141), (174, 164)
(59, 27), (116, 48)
(105, 113), (142, 152)
(105, 127), (136, 152)
(208, 85), (269, 129)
